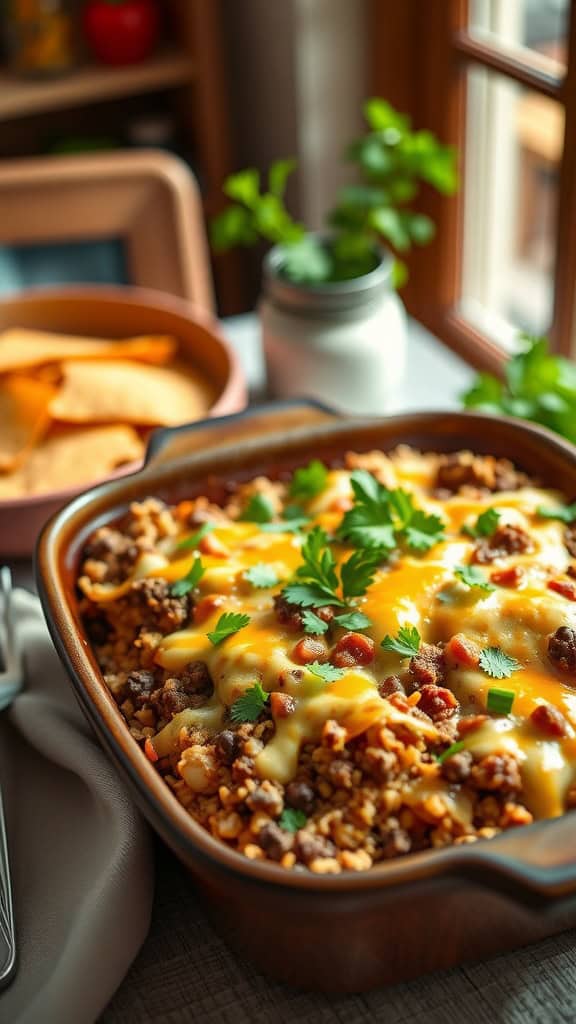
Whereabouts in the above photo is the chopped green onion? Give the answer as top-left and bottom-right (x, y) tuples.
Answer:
(486, 687), (515, 715)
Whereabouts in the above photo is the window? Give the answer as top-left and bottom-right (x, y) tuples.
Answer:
(370, 0), (576, 371)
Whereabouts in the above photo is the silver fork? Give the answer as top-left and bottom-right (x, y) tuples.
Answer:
(0, 567), (19, 988)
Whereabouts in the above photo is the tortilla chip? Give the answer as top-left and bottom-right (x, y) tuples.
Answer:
(0, 424), (144, 497)
(0, 328), (176, 373)
(0, 374), (55, 471)
(50, 360), (214, 427)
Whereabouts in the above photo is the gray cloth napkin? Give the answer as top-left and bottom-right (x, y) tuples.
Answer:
(0, 590), (154, 1024)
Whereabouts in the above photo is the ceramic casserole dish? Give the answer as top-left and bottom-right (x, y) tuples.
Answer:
(37, 403), (576, 992)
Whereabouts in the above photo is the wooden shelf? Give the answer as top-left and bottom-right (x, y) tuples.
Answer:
(0, 49), (196, 122)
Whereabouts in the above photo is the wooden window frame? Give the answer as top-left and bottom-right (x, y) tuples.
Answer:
(370, 0), (576, 374)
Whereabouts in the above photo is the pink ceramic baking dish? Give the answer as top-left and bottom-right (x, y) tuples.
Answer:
(0, 285), (246, 556)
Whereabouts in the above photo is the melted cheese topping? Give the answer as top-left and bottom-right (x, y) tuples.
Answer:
(84, 456), (576, 819)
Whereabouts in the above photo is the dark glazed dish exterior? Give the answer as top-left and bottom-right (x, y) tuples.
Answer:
(37, 405), (576, 991)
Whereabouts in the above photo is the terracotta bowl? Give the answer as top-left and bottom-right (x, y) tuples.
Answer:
(37, 404), (576, 991)
(0, 285), (246, 557)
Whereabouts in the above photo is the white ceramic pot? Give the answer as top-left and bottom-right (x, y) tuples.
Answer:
(260, 245), (407, 415)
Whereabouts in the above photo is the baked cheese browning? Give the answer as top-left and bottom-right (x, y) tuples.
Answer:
(78, 447), (576, 874)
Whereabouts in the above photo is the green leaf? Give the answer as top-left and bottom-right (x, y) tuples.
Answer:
(333, 610), (372, 631)
(301, 609), (329, 635)
(170, 556), (205, 597)
(392, 258), (408, 289)
(175, 522), (213, 551)
(340, 548), (383, 599)
(363, 98), (410, 135)
(279, 236), (332, 284)
(436, 740), (465, 764)
(462, 507), (501, 539)
(223, 168), (260, 208)
(261, 517), (310, 534)
(537, 503), (576, 524)
(381, 625), (421, 658)
(279, 807), (307, 832)
(210, 205), (257, 251)
(254, 193), (303, 244)
(479, 647), (521, 680)
(404, 509), (445, 552)
(289, 459), (328, 501)
(370, 207), (411, 251)
(239, 493), (275, 524)
(405, 212), (435, 245)
(269, 158), (297, 197)
(296, 527), (339, 592)
(282, 582), (342, 609)
(207, 612), (251, 646)
(486, 686), (515, 714)
(461, 373), (504, 410)
(230, 682), (269, 723)
(307, 661), (345, 682)
(454, 565), (496, 593)
(243, 564), (279, 589)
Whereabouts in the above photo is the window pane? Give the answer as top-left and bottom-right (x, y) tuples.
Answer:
(461, 67), (564, 349)
(469, 0), (569, 72)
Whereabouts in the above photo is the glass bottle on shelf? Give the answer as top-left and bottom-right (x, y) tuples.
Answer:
(5, 0), (78, 78)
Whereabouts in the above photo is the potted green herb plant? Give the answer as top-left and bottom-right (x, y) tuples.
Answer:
(212, 99), (458, 414)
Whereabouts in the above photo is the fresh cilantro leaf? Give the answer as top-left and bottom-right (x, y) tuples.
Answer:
(170, 556), (205, 597)
(486, 686), (515, 714)
(207, 611), (251, 645)
(284, 504), (309, 520)
(381, 625), (421, 657)
(479, 646), (521, 679)
(261, 517), (309, 534)
(282, 582), (341, 608)
(462, 507), (501, 539)
(436, 740), (465, 764)
(289, 460), (328, 500)
(175, 522), (213, 551)
(307, 661), (345, 682)
(333, 610), (372, 631)
(239, 493), (275, 524)
(279, 807), (307, 832)
(230, 682), (269, 723)
(537, 503), (576, 524)
(404, 509), (445, 552)
(340, 470), (444, 553)
(454, 565), (496, 592)
(243, 563), (279, 589)
(340, 548), (383, 599)
(301, 609), (329, 634)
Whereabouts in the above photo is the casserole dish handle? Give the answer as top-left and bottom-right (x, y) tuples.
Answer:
(145, 399), (340, 470)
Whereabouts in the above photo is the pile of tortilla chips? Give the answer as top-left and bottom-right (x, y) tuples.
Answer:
(0, 327), (214, 499)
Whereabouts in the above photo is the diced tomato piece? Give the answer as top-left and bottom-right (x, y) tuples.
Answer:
(199, 533), (230, 558)
(331, 632), (375, 667)
(530, 702), (568, 737)
(444, 633), (481, 668)
(144, 737), (158, 763)
(548, 579), (576, 601)
(490, 566), (524, 588)
(291, 637), (327, 665)
(270, 692), (296, 718)
(194, 594), (225, 624)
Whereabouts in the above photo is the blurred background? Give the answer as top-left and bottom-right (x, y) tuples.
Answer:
(0, 0), (573, 369)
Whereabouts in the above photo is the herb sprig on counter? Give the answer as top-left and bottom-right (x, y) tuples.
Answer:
(230, 682), (269, 723)
(381, 625), (421, 657)
(207, 612), (251, 645)
(462, 507), (501, 539)
(339, 470), (445, 553)
(170, 556), (205, 597)
(479, 647), (521, 680)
